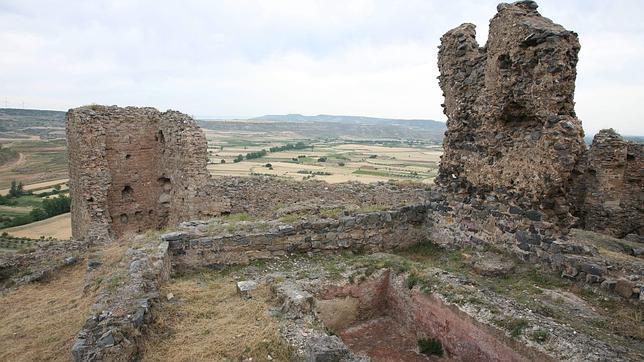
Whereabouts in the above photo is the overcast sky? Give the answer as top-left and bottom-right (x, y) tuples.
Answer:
(0, 0), (642, 135)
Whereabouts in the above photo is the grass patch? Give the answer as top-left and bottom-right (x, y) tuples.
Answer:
(319, 208), (343, 219)
(418, 338), (443, 357)
(495, 317), (529, 338)
(356, 204), (388, 213)
(279, 214), (302, 224)
(222, 212), (256, 223)
(531, 328), (549, 343)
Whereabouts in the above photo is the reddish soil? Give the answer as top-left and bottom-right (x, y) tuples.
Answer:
(340, 316), (435, 362)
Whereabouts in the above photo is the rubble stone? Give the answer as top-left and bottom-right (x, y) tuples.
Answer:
(236, 280), (258, 299)
(614, 279), (635, 299)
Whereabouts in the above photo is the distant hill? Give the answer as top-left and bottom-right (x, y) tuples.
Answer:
(0, 108), (66, 139)
(0, 108), (66, 127)
(201, 114), (447, 142)
(251, 114), (445, 128)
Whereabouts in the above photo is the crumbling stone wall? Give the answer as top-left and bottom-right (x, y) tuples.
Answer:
(581, 129), (643, 237)
(67, 106), (229, 241)
(436, 0), (586, 223)
(167, 204), (428, 270)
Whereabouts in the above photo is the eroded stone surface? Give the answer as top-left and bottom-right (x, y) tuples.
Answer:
(580, 129), (643, 237)
(435, 1), (642, 237)
(66, 106), (229, 241)
(437, 1), (585, 225)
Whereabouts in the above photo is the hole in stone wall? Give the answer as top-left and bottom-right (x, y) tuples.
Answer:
(626, 154), (635, 161)
(122, 185), (133, 200)
(86, 197), (94, 202)
(125, 154), (131, 159)
(497, 53), (512, 70)
(120, 213), (128, 224)
(156, 130), (165, 143)
(134, 211), (143, 221)
(158, 177), (172, 192)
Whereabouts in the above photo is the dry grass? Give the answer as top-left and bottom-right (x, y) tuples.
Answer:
(0, 265), (93, 361)
(142, 273), (292, 361)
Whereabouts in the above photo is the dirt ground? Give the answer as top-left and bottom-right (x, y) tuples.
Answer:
(0, 264), (93, 362)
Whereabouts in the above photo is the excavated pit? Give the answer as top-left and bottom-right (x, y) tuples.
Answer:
(317, 270), (546, 361)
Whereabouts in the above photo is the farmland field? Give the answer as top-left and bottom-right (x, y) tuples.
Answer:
(205, 130), (442, 184)
(0, 109), (444, 240)
(2, 213), (71, 240)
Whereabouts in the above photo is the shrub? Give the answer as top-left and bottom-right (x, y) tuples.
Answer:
(29, 207), (48, 221)
(338, 162), (345, 166)
(418, 338), (443, 357)
(233, 154), (244, 163)
(220, 159), (226, 164)
(531, 329), (549, 343)
(317, 157), (327, 162)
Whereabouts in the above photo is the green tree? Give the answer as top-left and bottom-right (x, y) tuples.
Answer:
(41, 195), (71, 217)
(8, 180), (26, 198)
(29, 207), (48, 221)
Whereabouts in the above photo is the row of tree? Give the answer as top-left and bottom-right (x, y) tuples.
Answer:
(233, 142), (311, 163)
(7, 195), (71, 228)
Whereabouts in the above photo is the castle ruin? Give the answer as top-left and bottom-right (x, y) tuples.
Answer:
(66, 106), (230, 241)
(1, 2), (641, 361)
(437, 0), (642, 236)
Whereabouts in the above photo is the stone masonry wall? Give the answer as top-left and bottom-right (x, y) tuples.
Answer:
(67, 106), (230, 241)
(581, 129), (643, 237)
(166, 205), (428, 271)
(435, 1), (642, 236)
(436, 1), (586, 224)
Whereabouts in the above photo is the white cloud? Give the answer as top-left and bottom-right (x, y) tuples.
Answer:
(0, 0), (642, 135)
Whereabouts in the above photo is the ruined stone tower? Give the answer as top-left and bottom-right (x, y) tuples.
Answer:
(436, 1), (642, 236)
(436, 0), (586, 222)
(581, 129), (643, 237)
(66, 106), (228, 241)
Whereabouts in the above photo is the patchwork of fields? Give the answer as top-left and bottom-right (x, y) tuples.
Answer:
(205, 130), (441, 184)
(0, 115), (443, 242)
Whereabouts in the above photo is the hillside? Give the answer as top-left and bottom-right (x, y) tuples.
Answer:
(200, 114), (447, 142)
(0, 108), (66, 140)
(251, 113), (445, 128)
